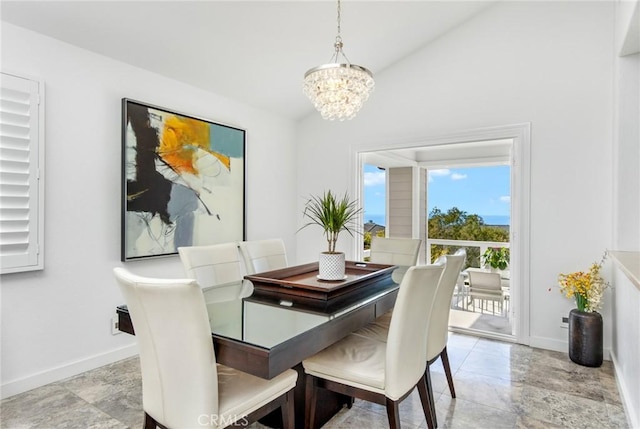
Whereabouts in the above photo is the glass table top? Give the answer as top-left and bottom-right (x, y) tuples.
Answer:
(203, 281), (397, 349)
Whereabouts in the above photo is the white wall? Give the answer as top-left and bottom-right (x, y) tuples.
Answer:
(613, 50), (639, 250)
(0, 23), (298, 398)
(616, 0), (639, 55)
(296, 2), (615, 351)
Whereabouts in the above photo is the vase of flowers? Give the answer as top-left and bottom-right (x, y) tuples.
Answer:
(558, 253), (609, 367)
(299, 190), (361, 281)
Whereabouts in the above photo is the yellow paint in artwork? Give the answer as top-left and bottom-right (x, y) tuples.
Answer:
(210, 151), (231, 170)
(159, 115), (230, 174)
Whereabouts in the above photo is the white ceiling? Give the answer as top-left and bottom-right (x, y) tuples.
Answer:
(1, 0), (496, 121)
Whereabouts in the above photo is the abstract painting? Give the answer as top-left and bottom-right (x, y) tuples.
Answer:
(121, 99), (245, 261)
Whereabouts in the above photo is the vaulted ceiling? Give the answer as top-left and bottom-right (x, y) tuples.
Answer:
(1, 1), (496, 121)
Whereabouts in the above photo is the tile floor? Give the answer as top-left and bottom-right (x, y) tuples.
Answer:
(1, 333), (628, 429)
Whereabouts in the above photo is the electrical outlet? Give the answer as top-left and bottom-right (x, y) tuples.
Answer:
(111, 316), (122, 335)
(560, 316), (569, 329)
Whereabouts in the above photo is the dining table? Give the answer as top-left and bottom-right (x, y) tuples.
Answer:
(116, 260), (398, 428)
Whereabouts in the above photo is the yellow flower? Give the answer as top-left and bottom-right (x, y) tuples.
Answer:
(558, 253), (610, 312)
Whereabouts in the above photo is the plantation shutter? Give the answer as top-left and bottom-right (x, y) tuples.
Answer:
(0, 72), (43, 274)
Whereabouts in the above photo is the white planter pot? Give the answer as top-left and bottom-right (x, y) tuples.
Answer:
(318, 252), (346, 281)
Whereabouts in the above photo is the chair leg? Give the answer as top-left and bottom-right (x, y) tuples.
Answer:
(144, 412), (157, 429)
(305, 373), (317, 429)
(417, 373), (436, 429)
(424, 367), (438, 428)
(385, 397), (401, 429)
(281, 390), (295, 429)
(440, 347), (456, 398)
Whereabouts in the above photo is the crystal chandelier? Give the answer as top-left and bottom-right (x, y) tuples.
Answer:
(303, 0), (375, 121)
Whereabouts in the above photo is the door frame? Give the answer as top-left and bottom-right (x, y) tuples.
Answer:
(350, 123), (531, 345)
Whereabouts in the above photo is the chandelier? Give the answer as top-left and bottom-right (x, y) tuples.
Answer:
(303, 0), (375, 121)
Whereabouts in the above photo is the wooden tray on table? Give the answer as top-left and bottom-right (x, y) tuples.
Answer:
(244, 261), (397, 314)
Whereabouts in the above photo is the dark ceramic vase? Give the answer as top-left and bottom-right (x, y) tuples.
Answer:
(568, 309), (603, 367)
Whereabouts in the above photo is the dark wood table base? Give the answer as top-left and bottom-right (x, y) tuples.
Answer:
(259, 363), (351, 429)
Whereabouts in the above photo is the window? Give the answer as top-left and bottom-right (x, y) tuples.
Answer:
(0, 72), (44, 274)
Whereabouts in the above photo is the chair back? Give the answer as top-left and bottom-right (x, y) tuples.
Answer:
(468, 270), (502, 291)
(113, 268), (218, 428)
(178, 243), (247, 301)
(426, 253), (466, 360)
(369, 237), (422, 283)
(453, 248), (468, 259)
(385, 264), (444, 400)
(238, 238), (288, 275)
(369, 236), (421, 265)
(453, 248), (468, 288)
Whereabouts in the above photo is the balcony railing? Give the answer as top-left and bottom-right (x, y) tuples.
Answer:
(364, 238), (510, 268)
(427, 238), (510, 268)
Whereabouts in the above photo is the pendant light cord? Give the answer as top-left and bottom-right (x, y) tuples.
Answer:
(336, 0), (342, 40)
(332, 0), (352, 65)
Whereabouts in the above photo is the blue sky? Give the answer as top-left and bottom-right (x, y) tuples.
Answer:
(363, 164), (511, 224)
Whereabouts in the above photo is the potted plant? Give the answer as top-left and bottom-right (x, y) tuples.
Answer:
(300, 190), (361, 280)
(481, 247), (510, 271)
(558, 253), (610, 367)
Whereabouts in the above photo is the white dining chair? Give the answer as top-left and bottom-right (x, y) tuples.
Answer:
(302, 264), (444, 429)
(238, 238), (288, 275)
(369, 236), (422, 284)
(424, 252), (465, 425)
(113, 268), (297, 429)
(178, 242), (250, 302)
(354, 253), (465, 427)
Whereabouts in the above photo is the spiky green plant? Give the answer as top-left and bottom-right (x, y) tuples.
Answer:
(300, 190), (361, 253)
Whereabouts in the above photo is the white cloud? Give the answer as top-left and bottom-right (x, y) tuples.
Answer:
(428, 169), (450, 182)
(451, 173), (467, 180)
(500, 195), (511, 203)
(364, 171), (386, 186)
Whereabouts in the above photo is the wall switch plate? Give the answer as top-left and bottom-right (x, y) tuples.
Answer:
(111, 316), (122, 335)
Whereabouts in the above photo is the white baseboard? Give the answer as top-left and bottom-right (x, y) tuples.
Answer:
(1, 344), (138, 400)
(528, 335), (611, 360)
(610, 350), (639, 429)
(528, 335), (568, 353)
